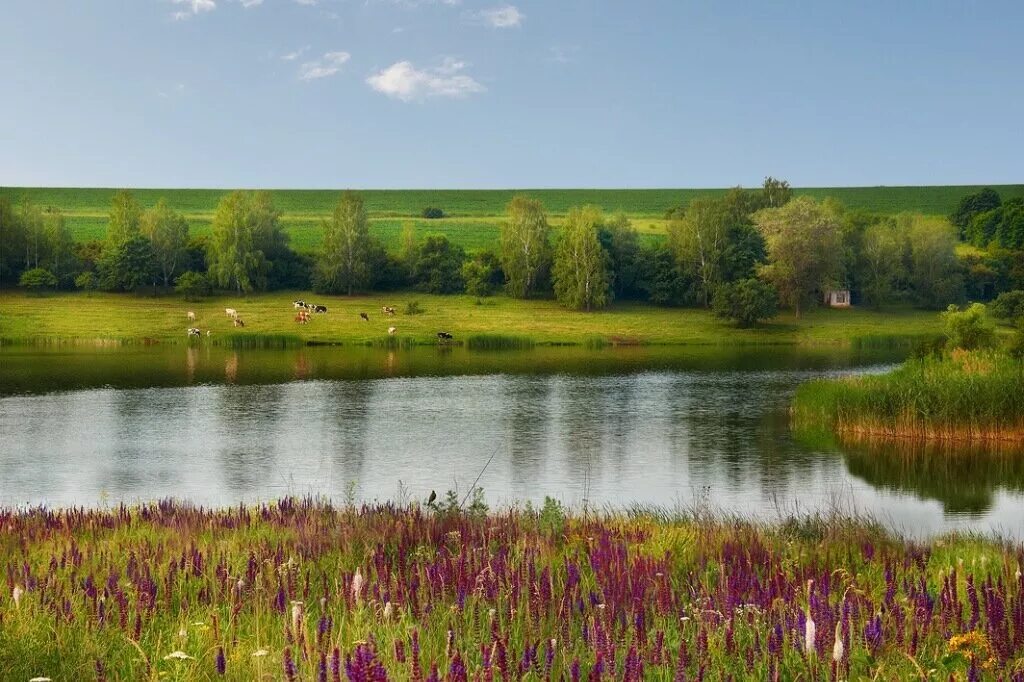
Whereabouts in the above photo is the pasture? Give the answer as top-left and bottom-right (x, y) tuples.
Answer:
(0, 289), (944, 347)
(4, 184), (1023, 254)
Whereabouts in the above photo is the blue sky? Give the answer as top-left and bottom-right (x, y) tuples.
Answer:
(2, 0), (1021, 188)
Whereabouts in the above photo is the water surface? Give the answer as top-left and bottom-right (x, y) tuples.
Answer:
(2, 345), (1022, 538)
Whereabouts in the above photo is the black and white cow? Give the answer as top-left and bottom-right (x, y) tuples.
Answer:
(437, 331), (453, 341)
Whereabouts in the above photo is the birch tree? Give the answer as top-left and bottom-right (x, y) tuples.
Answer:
(552, 206), (610, 311)
(500, 195), (551, 298)
(316, 191), (371, 295)
(141, 199), (189, 288)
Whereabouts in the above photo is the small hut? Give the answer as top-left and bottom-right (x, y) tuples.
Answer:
(824, 290), (851, 308)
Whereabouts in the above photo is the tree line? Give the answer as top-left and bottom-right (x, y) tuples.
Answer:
(2, 181), (1021, 324)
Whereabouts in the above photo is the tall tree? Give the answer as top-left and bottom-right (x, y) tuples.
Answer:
(908, 219), (963, 309)
(141, 199), (189, 288)
(207, 191), (269, 294)
(754, 196), (843, 317)
(20, 198), (45, 270)
(43, 210), (75, 286)
(761, 176), (793, 209)
(552, 206), (610, 311)
(0, 197), (26, 283)
(598, 212), (643, 299)
(500, 195), (551, 298)
(315, 191), (371, 295)
(858, 220), (902, 309)
(106, 189), (142, 245)
(667, 197), (729, 307)
(950, 188), (1001, 238)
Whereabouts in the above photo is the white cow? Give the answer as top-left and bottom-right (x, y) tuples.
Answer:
(388, 326), (397, 335)
(187, 311), (196, 322)
(225, 308), (237, 318)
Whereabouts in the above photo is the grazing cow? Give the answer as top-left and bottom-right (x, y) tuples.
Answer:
(187, 328), (201, 337)
(293, 300), (306, 309)
(388, 326), (397, 335)
(233, 318), (245, 328)
(382, 306), (396, 316)
(359, 312), (369, 322)
(187, 311), (196, 322)
(437, 331), (453, 341)
(225, 308), (237, 318)
(295, 311), (310, 324)
(314, 305), (327, 314)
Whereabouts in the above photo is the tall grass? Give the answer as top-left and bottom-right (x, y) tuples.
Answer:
(211, 333), (304, 349)
(464, 333), (535, 350)
(792, 350), (1024, 443)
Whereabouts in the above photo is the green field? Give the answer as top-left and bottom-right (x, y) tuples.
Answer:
(4, 184), (1022, 254)
(0, 289), (944, 347)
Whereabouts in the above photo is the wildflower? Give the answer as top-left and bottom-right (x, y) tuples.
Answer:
(383, 601), (393, 619)
(291, 601), (305, 634)
(215, 647), (226, 676)
(29, 678), (52, 681)
(12, 585), (24, 609)
(164, 651), (193, 661)
(283, 647), (297, 682)
(832, 620), (844, 663)
(252, 648), (269, 658)
(804, 613), (816, 656)
(352, 567), (365, 603)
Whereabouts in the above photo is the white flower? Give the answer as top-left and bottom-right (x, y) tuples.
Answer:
(805, 614), (816, 656)
(12, 585), (24, 609)
(29, 677), (53, 681)
(291, 601), (304, 633)
(177, 627), (188, 638)
(383, 601), (393, 619)
(251, 648), (269, 658)
(164, 651), (193, 661)
(832, 620), (844, 662)
(352, 567), (364, 603)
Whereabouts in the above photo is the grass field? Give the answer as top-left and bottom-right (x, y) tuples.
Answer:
(4, 184), (1022, 254)
(1, 499), (1021, 680)
(0, 289), (945, 347)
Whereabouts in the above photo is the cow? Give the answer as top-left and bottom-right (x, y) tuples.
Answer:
(225, 308), (237, 318)
(187, 311), (196, 322)
(382, 306), (396, 316)
(388, 326), (397, 335)
(437, 331), (453, 341)
(314, 305), (327, 314)
(295, 312), (310, 324)
(293, 300), (306, 309)
(359, 312), (369, 322)
(187, 328), (201, 337)
(233, 318), (245, 328)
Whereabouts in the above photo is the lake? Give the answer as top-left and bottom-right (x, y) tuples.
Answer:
(2, 344), (1022, 537)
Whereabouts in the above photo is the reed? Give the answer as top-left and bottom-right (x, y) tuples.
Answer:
(211, 333), (305, 349)
(464, 333), (536, 350)
(792, 350), (1024, 445)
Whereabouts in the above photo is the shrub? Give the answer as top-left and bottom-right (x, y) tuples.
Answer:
(412, 234), (465, 294)
(941, 302), (996, 351)
(404, 300), (424, 315)
(712, 278), (778, 327)
(74, 271), (98, 291)
(19, 267), (58, 292)
(461, 251), (502, 297)
(421, 207), (444, 219)
(175, 270), (213, 300)
(990, 290), (1024, 322)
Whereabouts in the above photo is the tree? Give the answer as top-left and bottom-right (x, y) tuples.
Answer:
(315, 192), (372, 295)
(461, 251), (502, 297)
(500, 195), (551, 298)
(990, 290), (1024, 321)
(552, 206), (610, 311)
(412, 235), (466, 294)
(207, 191), (270, 294)
(753, 196), (843, 317)
(942, 303), (996, 351)
(859, 221), (902, 308)
(950, 188), (1000, 238)
(0, 197), (27, 283)
(712, 278), (778, 327)
(667, 197), (729, 307)
(19, 267), (58, 293)
(908, 219), (962, 309)
(640, 244), (692, 306)
(761, 176), (793, 209)
(141, 199), (189, 288)
(400, 222), (418, 267)
(98, 236), (157, 292)
(598, 213), (643, 299)
(107, 189), (142, 245)
(20, 198), (45, 271)
(175, 271), (213, 300)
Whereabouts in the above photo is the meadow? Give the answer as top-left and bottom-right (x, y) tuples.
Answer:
(791, 350), (1024, 445)
(4, 184), (1023, 254)
(2, 498), (1023, 681)
(0, 289), (945, 347)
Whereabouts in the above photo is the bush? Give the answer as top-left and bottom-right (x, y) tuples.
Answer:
(712, 278), (778, 327)
(421, 207), (444, 219)
(412, 234), (465, 294)
(404, 301), (424, 315)
(990, 290), (1024, 322)
(19, 267), (58, 293)
(461, 251), (502, 297)
(1008, 321), (1024, 360)
(175, 271), (213, 300)
(74, 271), (98, 291)
(941, 302), (996, 351)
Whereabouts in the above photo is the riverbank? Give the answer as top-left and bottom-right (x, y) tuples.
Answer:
(792, 350), (1024, 446)
(1, 499), (1021, 680)
(0, 290), (944, 348)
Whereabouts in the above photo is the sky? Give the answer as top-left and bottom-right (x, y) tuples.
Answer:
(1, 0), (1022, 189)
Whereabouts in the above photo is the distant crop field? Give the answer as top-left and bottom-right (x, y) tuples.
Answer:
(4, 184), (1022, 218)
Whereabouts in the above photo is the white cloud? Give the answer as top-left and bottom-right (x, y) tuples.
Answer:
(366, 59), (484, 101)
(281, 46), (309, 61)
(239, 0), (263, 7)
(293, 0), (317, 5)
(298, 51), (351, 80)
(478, 5), (522, 28)
(171, 0), (215, 20)
(157, 83), (187, 99)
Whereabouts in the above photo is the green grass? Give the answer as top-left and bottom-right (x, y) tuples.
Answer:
(0, 289), (945, 347)
(792, 350), (1024, 444)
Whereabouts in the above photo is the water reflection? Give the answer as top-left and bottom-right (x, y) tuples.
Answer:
(2, 346), (1023, 537)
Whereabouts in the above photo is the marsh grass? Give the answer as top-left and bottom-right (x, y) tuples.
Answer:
(792, 350), (1024, 444)
(464, 333), (535, 350)
(211, 333), (304, 349)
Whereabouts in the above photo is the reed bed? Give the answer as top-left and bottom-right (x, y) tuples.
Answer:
(464, 334), (536, 351)
(792, 351), (1024, 445)
(2, 498), (1024, 680)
